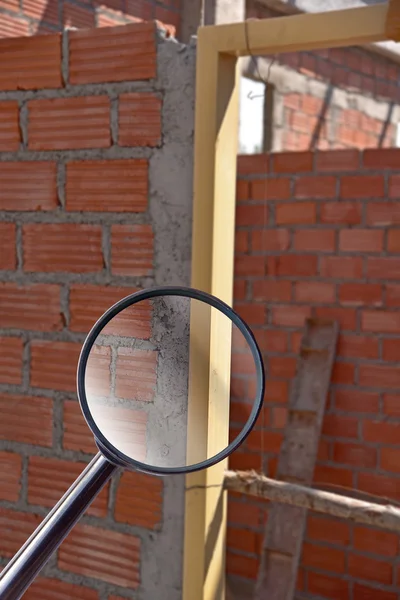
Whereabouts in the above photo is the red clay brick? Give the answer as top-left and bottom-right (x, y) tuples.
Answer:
(28, 96), (111, 151)
(315, 307), (357, 330)
(295, 281), (335, 303)
(0, 12), (29, 37)
(0, 222), (16, 269)
(251, 178), (290, 200)
(235, 303), (266, 326)
(307, 515), (350, 546)
(276, 254), (318, 277)
(294, 229), (335, 252)
(63, 2), (95, 28)
(353, 583), (397, 600)
(339, 229), (383, 252)
(358, 472), (400, 501)
(333, 441), (376, 468)
(23, 0), (59, 24)
(323, 413), (359, 439)
(0, 282), (62, 331)
(353, 525), (398, 557)
(66, 159), (148, 212)
(275, 201), (316, 224)
(251, 229), (290, 252)
(31, 340), (81, 392)
(316, 149), (360, 171)
(271, 305), (311, 327)
(315, 456), (355, 486)
(228, 498), (261, 528)
(320, 256), (363, 279)
(119, 93), (161, 147)
(381, 447), (400, 474)
(340, 175), (384, 199)
(364, 148), (400, 168)
(63, 400), (97, 454)
(235, 255), (265, 276)
(69, 284), (144, 333)
(386, 284), (400, 308)
(237, 154), (269, 175)
(0, 336), (23, 385)
(69, 22), (156, 84)
(367, 257), (400, 280)
(111, 224), (153, 276)
(269, 356), (297, 379)
(339, 283), (382, 306)
(229, 450), (262, 472)
(302, 541), (346, 573)
(383, 394), (400, 417)
(0, 101), (20, 151)
(25, 578), (98, 600)
(235, 230), (248, 253)
(252, 280), (292, 302)
(227, 526), (262, 555)
(367, 202), (400, 225)
(115, 347), (157, 401)
(236, 180), (249, 201)
(389, 174), (400, 198)
(28, 456), (108, 517)
(226, 551), (259, 579)
(0, 392), (53, 446)
(0, 507), (41, 557)
(23, 224), (103, 273)
(387, 229), (400, 253)
(0, 162), (57, 211)
(236, 204), (268, 226)
(360, 364), (400, 389)
(295, 175), (336, 199)
(362, 310), (400, 333)
(0, 451), (21, 502)
(58, 523), (140, 587)
(307, 572), (349, 600)
(383, 339), (400, 361)
(348, 553), (392, 585)
(272, 151), (313, 173)
(363, 420), (400, 445)
(115, 471), (162, 529)
(335, 389), (379, 414)
(320, 201), (362, 225)
(0, 35), (62, 91)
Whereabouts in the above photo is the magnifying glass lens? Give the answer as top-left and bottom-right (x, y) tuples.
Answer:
(83, 294), (260, 471)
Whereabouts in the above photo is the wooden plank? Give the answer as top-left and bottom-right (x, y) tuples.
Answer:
(182, 25), (240, 600)
(386, 0), (400, 41)
(224, 470), (400, 533)
(254, 319), (338, 600)
(201, 3), (389, 55)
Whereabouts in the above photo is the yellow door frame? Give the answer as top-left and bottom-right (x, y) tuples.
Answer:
(183, 3), (399, 600)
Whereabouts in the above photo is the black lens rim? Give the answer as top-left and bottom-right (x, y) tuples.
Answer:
(77, 285), (265, 476)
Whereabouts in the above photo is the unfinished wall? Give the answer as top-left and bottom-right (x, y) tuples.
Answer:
(229, 148), (400, 599)
(244, 0), (400, 152)
(0, 21), (195, 600)
(0, 0), (180, 38)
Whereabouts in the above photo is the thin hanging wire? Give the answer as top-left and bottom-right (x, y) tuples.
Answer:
(243, 19), (276, 476)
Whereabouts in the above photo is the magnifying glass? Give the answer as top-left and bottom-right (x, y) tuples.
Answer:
(0, 286), (264, 600)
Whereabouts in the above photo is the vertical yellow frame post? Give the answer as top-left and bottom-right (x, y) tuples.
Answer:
(183, 2), (396, 600)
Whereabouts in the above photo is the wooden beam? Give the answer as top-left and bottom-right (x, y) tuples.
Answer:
(201, 3), (389, 55)
(224, 470), (400, 533)
(255, 319), (338, 600)
(182, 25), (240, 600)
(386, 0), (400, 41)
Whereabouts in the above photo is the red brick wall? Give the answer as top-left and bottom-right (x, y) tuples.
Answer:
(0, 21), (191, 598)
(229, 148), (400, 598)
(0, 0), (180, 38)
